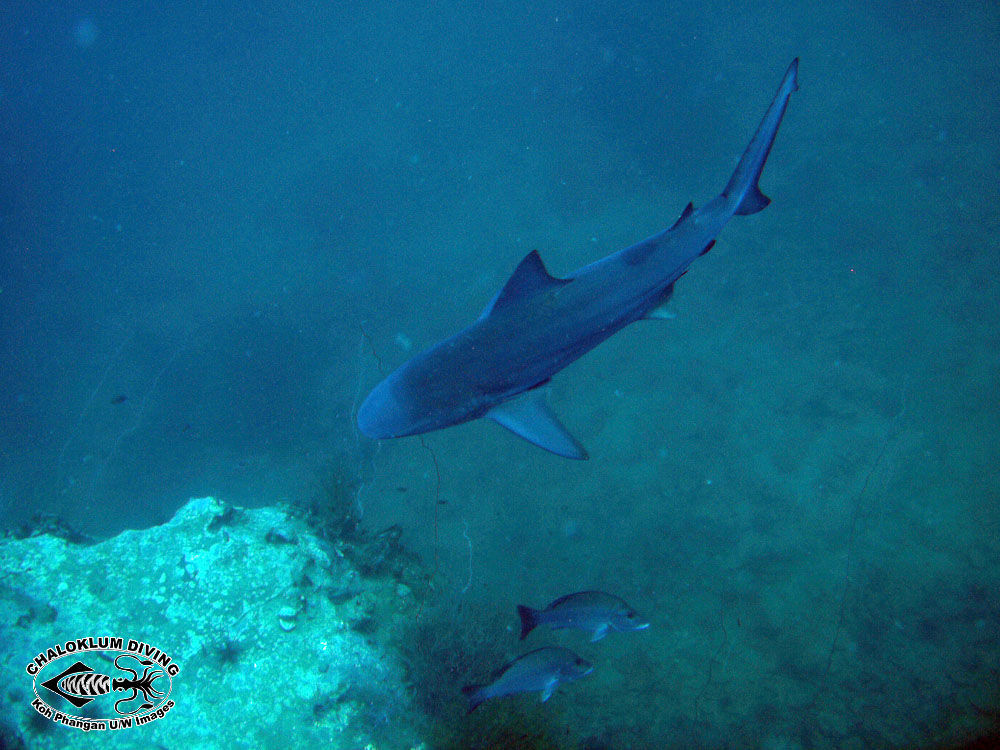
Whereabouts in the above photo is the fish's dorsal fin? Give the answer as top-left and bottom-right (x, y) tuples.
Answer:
(482, 250), (569, 318)
(670, 202), (694, 230)
(487, 390), (588, 459)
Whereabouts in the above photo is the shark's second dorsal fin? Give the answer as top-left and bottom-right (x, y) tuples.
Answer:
(482, 250), (569, 318)
(623, 202), (696, 267)
(670, 202), (694, 230)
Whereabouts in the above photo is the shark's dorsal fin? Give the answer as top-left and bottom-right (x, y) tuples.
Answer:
(487, 390), (588, 460)
(482, 250), (569, 318)
(670, 202), (694, 230)
(623, 202), (693, 267)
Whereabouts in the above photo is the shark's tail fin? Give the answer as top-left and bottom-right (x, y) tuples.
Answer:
(461, 684), (488, 713)
(517, 605), (540, 639)
(723, 58), (799, 216)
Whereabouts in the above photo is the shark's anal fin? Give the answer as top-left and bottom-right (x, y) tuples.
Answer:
(482, 250), (570, 318)
(487, 391), (588, 460)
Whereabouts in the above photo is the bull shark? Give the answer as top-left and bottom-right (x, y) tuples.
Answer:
(358, 59), (799, 459)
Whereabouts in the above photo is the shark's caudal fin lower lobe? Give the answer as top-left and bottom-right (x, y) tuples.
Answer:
(517, 605), (540, 639)
(723, 58), (799, 216)
(461, 684), (487, 713)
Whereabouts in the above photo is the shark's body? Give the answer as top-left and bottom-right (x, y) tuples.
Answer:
(358, 59), (799, 459)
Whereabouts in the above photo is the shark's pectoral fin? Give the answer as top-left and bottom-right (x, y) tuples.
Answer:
(487, 392), (588, 460)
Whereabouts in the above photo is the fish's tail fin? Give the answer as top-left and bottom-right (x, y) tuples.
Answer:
(461, 684), (487, 713)
(722, 58), (798, 216)
(517, 605), (539, 640)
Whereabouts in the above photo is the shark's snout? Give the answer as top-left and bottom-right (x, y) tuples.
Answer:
(356, 379), (404, 439)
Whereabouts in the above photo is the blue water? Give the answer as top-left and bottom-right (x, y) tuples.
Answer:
(2, 0), (998, 746)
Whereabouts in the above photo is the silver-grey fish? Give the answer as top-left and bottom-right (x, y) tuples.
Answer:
(517, 590), (650, 642)
(461, 646), (593, 712)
